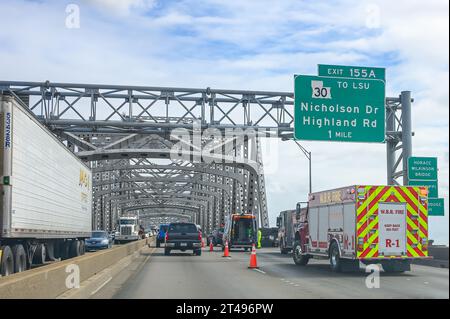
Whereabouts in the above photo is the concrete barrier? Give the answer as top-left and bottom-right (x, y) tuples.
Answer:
(429, 246), (449, 261)
(0, 239), (148, 299)
(412, 245), (449, 268)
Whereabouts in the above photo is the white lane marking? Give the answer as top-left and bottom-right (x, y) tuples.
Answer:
(289, 282), (295, 285)
(406, 278), (411, 281)
(253, 268), (266, 274)
(424, 282), (429, 285)
(294, 284), (299, 287)
(90, 277), (112, 296)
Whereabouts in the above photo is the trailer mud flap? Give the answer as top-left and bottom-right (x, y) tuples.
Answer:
(378, 202), (407, 256)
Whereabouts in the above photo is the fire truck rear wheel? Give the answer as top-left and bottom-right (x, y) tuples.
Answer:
(329, 242), (342, 272)
(293, 242), (309, 266)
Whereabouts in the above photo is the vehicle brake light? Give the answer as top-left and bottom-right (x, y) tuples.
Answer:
(421, 238), (428, 251)
(357, 238), (364, 252)
(198, 232), (202, 241)
(165, 233), (169, 241)
(420, 187), (428, 196)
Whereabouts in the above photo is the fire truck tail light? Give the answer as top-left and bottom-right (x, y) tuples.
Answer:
(357, 238), (364, 252)
(421, 238), (428, 251)
(420, 188), (428, 196)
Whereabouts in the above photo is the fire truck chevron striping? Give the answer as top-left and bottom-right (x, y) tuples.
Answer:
(356, 185), (428, 259)
(292, 185), (430, 272)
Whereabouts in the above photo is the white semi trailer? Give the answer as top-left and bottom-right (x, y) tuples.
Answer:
(0, 95), (92, 276)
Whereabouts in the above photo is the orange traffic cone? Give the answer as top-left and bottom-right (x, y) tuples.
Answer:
(209, 241), (214, 252)
(222, 240), (230, 257)
(248, 243), (258, 268)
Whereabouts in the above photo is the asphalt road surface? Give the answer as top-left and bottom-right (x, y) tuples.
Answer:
(114, 247), (449, 299)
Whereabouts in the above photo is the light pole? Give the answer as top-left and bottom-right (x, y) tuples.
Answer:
(293, 141), (312, 195)
(281, 135), (312, 195)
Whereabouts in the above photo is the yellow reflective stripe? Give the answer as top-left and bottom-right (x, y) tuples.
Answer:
(365, 186), (392, 218)
(418, 227), (427, 240)
(357, 186), (383, 215)
(358, 231), (378, 258)
(367, 246), (378, 258)
(419, 198), (427, 215)
(418, 213), (427, 231)
(407, 246), (419, 257)
(403, 187), (427, 216)
(407, 232), (418, 244)
(406, 216), (418, 230)
(401, 186), (420, 207)
(360, 218), (378, 239)
(391, 189), (418, 217)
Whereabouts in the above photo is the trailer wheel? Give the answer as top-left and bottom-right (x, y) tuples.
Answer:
(61, 241), (71, 260)
(293, 242), (309, 266)
(0, 245), (14, 276)
(12, 244), (27, 273)
(329, 242), (342, 272)
(69, 240), (81, 258)
(33, 243), (46, 265)
(78, 240), (85, 256)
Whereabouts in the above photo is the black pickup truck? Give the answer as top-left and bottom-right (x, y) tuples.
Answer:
(164, 222), (202, 256)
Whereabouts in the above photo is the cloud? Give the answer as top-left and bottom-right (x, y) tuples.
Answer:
(83, 0), (156, 15)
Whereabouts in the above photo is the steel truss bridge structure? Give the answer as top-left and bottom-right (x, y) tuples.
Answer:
(0, 81), (413, 234)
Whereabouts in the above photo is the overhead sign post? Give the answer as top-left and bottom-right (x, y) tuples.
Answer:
(294, 75), (385, 143)
(318, 64), (386, 82)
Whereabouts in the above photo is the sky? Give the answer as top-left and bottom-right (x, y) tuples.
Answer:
(0, 0), (448, 244)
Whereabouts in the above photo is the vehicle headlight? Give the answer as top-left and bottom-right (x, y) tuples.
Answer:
(102, 239), (109, 244)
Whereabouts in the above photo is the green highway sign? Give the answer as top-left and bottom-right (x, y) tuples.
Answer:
(428, 198), (445, 216)
(294, 75), (385, 143)
(318, 64), (385, 82)
(409, 180), (438, 198)
(408, 157), (438, 180)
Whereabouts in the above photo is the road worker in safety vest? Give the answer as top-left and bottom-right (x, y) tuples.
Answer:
(257, 229), (262, 249)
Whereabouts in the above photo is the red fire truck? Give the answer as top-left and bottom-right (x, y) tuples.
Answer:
(292, 185), (430, 272)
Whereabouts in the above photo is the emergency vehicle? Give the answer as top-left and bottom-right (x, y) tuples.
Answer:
(292, 185), (430, 272)
(222, 213), (257, 251)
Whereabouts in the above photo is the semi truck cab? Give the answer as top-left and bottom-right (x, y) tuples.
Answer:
(115, 216), (140, 244)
